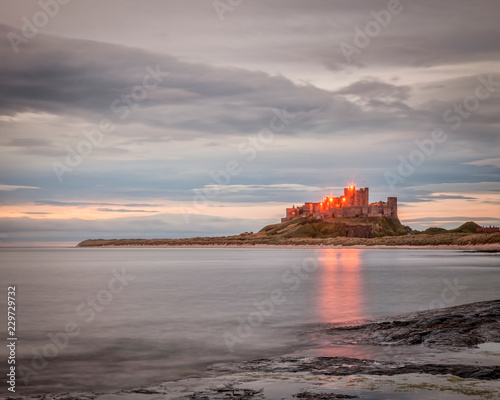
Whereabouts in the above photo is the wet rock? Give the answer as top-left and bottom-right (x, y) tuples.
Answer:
(186, 384), (264, 400)
(215, 356), (500, 381)
(129, 388), (163, 394)
(295, 391), (359, 399)
(5, 395), (99, 400)
(325, 299), (500, 349)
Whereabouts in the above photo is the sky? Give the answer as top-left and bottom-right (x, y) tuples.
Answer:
(0, 0), (499, 245)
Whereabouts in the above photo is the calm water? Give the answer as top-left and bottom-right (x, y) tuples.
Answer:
(0, 247), (499, 394)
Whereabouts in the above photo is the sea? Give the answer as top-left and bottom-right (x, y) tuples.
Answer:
(0, 247), (499, 394)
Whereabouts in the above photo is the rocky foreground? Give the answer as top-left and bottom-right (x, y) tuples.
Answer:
(7, 300), (500, 400)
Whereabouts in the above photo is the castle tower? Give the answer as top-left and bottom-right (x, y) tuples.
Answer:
(387, 197), (398, 218)
(344, 185), (356, 207)
(359, 187), (369, 206)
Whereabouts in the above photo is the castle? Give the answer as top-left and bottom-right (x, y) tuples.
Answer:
(282, 186), (397, 222)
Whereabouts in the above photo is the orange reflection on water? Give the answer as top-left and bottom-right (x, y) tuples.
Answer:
(317, 248), (365, 323)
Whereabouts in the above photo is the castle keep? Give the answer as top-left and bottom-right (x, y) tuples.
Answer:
(282, 186), (397, 222)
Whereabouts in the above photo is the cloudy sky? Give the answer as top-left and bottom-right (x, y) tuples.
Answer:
(0, 0), (499, 245)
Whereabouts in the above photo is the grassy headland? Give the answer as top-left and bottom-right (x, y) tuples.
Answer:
(77, 218), (500, 248)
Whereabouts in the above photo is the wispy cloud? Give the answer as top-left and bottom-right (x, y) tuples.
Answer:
(465, 158), (500, 167)
(0, 184), (40, 191)
(97, 208), (158, 213)
(35, 200), (162, 207)
(197, 184), (342, 194)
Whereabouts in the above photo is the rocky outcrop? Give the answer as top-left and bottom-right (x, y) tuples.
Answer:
(211, 356), (500, 380)
(209, 299), (500, 383)
(325, 299), (500, 348)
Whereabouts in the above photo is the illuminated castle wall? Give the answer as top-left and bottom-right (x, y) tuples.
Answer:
(282, 186), (397, 222)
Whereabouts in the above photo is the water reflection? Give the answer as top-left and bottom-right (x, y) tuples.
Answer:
(317, 248), (365, 323)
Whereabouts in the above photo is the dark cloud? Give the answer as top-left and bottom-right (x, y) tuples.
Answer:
(0, 22), (446, 144)
(335, 79), (411, 101)
(0, 23), (355, 138)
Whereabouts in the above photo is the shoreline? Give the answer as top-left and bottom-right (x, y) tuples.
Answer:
(76, 243), (500, 251)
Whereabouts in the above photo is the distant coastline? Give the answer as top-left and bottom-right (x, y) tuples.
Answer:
(78, 217), (500, 249)
(77, 234), (500, 250)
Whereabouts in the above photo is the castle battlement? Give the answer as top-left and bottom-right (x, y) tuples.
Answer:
(282, 185), (397, 222)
